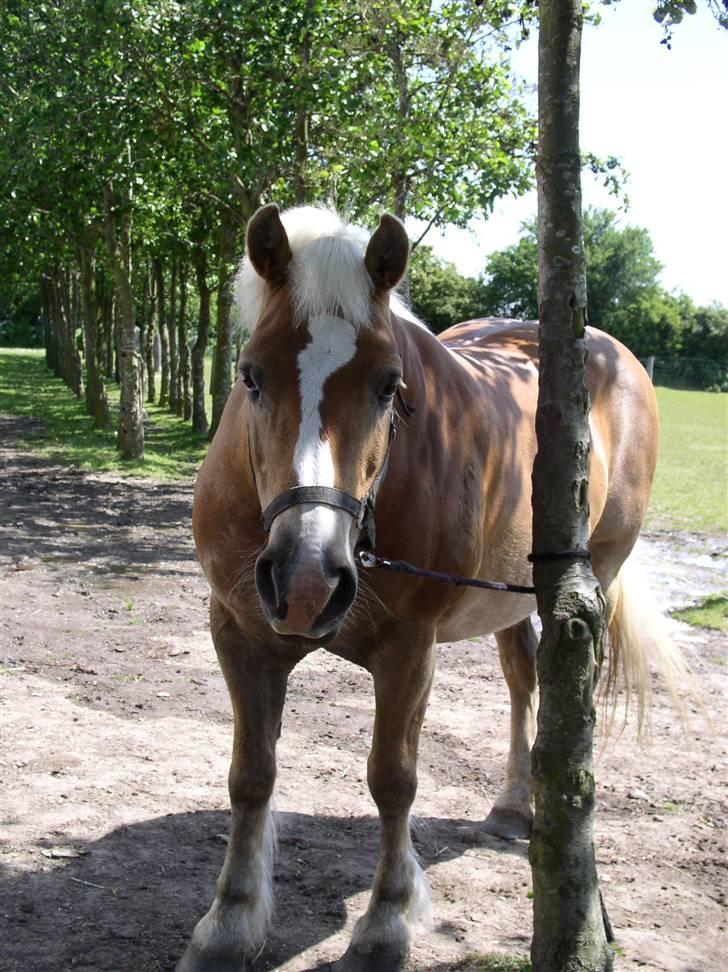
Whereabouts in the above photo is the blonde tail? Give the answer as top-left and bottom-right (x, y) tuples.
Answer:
(601, 561), (697, 737)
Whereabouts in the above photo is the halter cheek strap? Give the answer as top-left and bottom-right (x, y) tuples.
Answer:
(260, 416), (396, 550)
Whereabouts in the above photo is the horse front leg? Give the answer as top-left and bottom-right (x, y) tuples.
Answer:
(178, 599), (294, 972)
(336, 627), (436, 972)
(483, 617), (538, 840)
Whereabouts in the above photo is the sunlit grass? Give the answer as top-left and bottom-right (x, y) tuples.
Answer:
(671, 593), (728, 632)
(0, 348), (210, 480)
(444, 956), (531, 972)
(647, 387), (727, 534)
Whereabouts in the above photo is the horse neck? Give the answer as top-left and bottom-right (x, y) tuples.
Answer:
(390, 312), (466, 412)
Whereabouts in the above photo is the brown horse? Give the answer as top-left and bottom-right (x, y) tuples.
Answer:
(180, 204), (676, 972)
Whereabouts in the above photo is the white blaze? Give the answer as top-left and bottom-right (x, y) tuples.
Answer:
(292, 314), (357, 541)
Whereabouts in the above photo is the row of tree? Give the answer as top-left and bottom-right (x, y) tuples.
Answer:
(1, 0), (537, 458)
(409, 207), (728, 365)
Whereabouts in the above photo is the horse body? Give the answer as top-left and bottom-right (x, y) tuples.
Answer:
(180, 206), (660, 972)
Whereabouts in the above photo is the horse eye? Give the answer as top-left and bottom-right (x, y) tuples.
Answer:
(378, 376), (402, 404)
(239, 366), (260, 399)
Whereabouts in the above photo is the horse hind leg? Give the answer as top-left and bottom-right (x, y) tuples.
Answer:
(335, 628), (435, 972)
(483, 617), (538, 841)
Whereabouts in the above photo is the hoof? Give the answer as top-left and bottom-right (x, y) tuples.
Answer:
(483, 807), (532, 841)
(176, 943), (248, 972)
(333, 942), (407, 972)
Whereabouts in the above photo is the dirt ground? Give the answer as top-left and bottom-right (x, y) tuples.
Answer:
(1, 415), (726, 972)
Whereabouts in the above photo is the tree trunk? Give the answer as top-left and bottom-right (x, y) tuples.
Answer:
(40, 272), (60, 377)
(155, 258), (169, 407)
(78, 229), (111, 429)
(209, 212), (237, 439)
(177, 262), (191, 420)
(137, 272), (149, 406)
(191, 245), (210, 437)
(53, 267), (84, 398)
(168, 258), (179, 414)
(529, 3), (612, 971)
(104, 182), (144, 460)
(99, 278), (115, 380)
(145, 265), (157, 404)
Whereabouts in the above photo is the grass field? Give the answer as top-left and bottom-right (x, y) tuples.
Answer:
(1, 350), (726, 532)
(671, 593), (728, 632)
(648, 387), (727, 534)
(0, 348), (210, 480)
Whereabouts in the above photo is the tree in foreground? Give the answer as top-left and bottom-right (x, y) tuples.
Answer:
(529, 0), (612, 969)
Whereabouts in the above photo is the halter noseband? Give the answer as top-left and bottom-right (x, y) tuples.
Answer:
(260, 415), (396, 550)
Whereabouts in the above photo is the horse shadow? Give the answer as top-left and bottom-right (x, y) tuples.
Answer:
(0, 808), (528, 972)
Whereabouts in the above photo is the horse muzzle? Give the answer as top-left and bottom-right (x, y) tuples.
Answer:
(254, 513), (358, 640)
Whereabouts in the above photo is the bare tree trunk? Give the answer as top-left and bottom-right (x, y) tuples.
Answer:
(99, 277), (115, 380)
(191, 245), (210, 437)
(145, 265), (157, 404)
(78, 228), (111, 429)
(155, 258), (169, 407)
(137, 272), (149, 406)
(40, 272), (60, 377)
(529, 3), (612, 971)
(177, 262), (191, 420)
(53, 267), (84, 398)
(104, 182), (143, 460)
(168, 258), (179, 414)
(209, 212), (237, 439)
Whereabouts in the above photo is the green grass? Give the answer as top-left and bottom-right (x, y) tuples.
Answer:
(0, 348), (210, 480)
(648, 387), (727, 533)
(446, 957), (531, 972)
(671, 593), (728, 631)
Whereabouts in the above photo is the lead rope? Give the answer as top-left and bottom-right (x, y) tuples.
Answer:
(357, 548), (592, 595)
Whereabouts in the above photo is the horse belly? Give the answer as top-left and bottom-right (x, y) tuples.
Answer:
(436, 589), (536, 643)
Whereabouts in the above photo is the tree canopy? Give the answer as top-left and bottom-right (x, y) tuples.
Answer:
(477, 208), (728, 359)
(1, 0), (539, 452)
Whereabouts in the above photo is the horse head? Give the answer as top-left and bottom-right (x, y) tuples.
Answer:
(238, 204), (409, 642)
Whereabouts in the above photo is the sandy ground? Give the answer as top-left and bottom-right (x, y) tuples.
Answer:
(1, 416), (726, 972)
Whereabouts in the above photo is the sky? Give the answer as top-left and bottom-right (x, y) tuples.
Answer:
(412, 0), (728, 307)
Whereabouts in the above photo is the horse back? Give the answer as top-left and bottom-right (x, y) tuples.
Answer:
(437, 316), (658, 573)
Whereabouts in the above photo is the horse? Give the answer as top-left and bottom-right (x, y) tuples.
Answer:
(179, 203), (677, 972)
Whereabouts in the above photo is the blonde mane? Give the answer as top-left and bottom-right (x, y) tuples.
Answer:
(233, 205), (428, 335)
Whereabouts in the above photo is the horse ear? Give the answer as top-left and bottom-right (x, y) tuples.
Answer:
(365, 214), (410, 292)
(246, 204), (292, 283)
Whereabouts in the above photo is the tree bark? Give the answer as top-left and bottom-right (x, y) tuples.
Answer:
(177, 262), (191, 421)
(78, 228), (111, 429)
(155, 258), (169, 407)
(191, 245), (210, 437)
(529, 2), (612, 971)
(103, 182), (144, 460)
(99, 278), (115, 380)
(52, 267), (84, 398)
(145, 265), (157, 404)
(209, 211), (237, 439)
(168, 258), (179, 414)
(40, 271), (60, 377)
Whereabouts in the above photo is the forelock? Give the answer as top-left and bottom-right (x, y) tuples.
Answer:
(234, 206), (373, 334)
(233, 204), (432, 337)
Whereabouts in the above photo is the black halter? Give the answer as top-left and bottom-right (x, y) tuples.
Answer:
(260, 415), (396, 550)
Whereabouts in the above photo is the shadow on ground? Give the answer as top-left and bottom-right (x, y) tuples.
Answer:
(1, 418), (195, 579)
(1, 808), (527, 972)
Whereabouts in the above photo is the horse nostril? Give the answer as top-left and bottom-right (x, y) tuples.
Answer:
(320, 566), (358, 627)
(255, 556), (287, 620)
